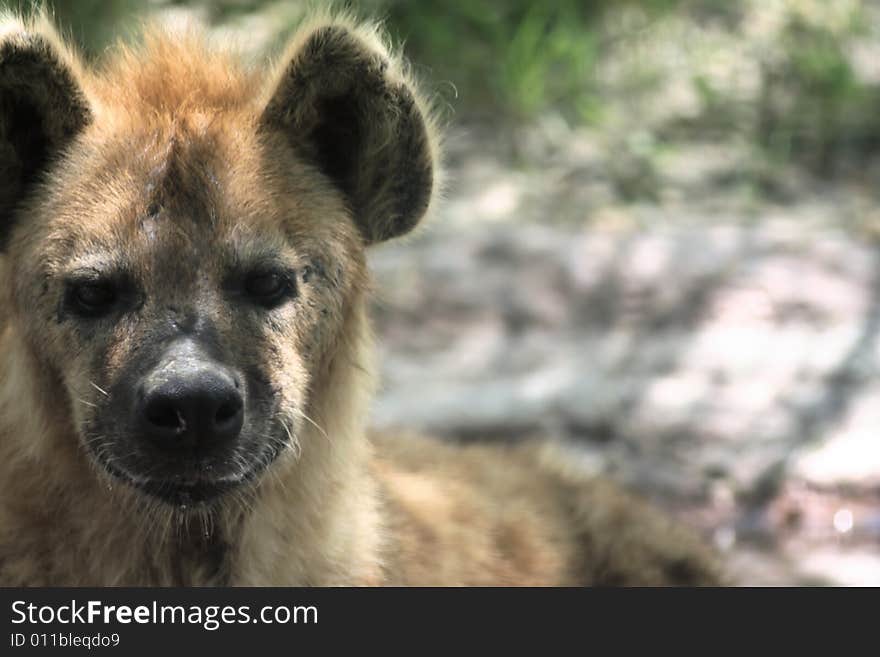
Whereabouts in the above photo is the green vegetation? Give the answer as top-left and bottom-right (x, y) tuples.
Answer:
(2, 0), (144, 52)
(3, 0), (879, 178)
(381, 0), (605, 122)
(758, 11), (880, 174)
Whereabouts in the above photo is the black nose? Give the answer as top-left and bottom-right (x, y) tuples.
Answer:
(139, 365), (244, 452)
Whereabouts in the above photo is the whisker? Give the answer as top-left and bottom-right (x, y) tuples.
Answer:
(89, 381), (110, 397)
(292, 408), (330, 443)
(276, 418), (301, 460)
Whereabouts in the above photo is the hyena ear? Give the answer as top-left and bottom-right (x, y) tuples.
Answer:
(0, 15), (92, 250)
(260, 19), (439, 244)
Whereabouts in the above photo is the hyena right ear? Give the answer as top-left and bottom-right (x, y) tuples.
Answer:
(260, 17), (440, 245)
(0, 15), (92, 250)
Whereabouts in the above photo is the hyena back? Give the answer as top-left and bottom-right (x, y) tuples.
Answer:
(0, 12), (721, 586)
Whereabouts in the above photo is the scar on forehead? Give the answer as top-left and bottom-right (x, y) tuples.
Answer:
(141, 216), (159, 241)
(139, 198), (162, 241)
(145, 191), (162, 216)
(138, 128), (219, 221)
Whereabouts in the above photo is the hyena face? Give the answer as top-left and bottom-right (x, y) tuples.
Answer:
(0, 16), (437, 505)
(15, 120), (360, 505)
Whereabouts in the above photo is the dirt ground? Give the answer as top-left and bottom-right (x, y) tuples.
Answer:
(369, 124), (880, 586)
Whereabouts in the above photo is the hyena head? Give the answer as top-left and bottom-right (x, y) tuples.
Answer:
(0, 13), (438, 505)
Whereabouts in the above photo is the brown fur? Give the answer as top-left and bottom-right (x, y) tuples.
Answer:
(0, 11), (722, 586)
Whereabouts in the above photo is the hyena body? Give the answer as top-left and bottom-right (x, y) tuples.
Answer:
(0, 13), (720, 586)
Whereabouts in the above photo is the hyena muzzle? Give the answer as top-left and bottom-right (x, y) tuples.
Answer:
(0, 11), (722, 586)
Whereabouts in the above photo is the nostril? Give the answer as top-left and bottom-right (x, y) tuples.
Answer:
(146, 399), (185, 432)
(215, 399), (241, 425)
(139, 362), (244, 451)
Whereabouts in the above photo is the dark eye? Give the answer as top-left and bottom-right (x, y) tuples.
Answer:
(67, 281), (118, 317)
(243, 271), (294, 308)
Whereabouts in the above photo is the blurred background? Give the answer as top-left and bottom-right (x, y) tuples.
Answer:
(8, 0), (880, 585)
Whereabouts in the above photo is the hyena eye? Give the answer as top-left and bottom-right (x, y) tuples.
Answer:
(243, 270), (295, 308)
(66, 281), (118, 317)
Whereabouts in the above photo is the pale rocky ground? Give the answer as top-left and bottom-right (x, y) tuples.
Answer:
(154, 1), (880, 585)
(369, 124), (880, 586)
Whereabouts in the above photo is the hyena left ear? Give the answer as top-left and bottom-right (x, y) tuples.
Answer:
(260, 19), (439, 244)
(0, 15), (92, 251)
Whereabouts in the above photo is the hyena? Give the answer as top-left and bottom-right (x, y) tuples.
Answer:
(0, 11), (721, 586)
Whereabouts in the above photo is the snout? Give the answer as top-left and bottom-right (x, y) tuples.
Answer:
(84, 336), (288, 504)
(136, 343), (244, 453)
